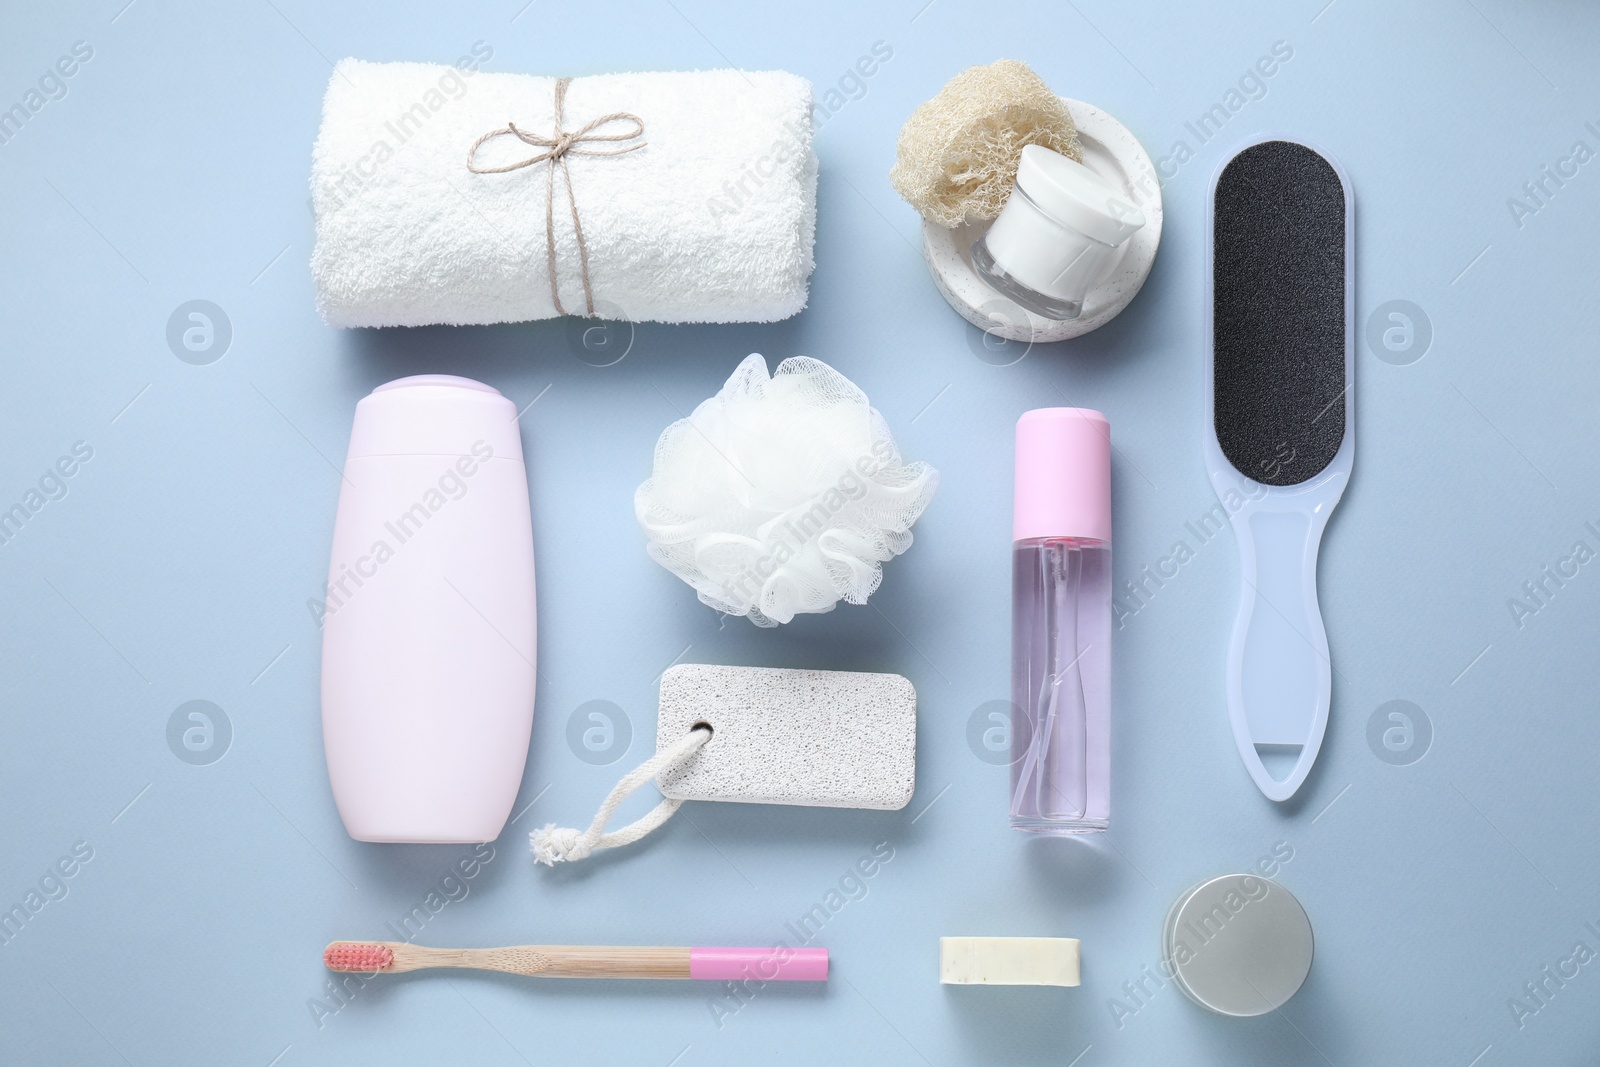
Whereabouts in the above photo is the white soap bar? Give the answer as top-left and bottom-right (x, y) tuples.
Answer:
(655, 664), (916, 810)
(940, 937), (1081, 987)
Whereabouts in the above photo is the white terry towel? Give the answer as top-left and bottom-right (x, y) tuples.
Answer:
(311, 60), (817, 327)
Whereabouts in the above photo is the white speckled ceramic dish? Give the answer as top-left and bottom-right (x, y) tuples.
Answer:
(922, 98), (1163, 343)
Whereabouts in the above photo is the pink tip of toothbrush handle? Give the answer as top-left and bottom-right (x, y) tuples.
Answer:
(690, 946), (828, 982)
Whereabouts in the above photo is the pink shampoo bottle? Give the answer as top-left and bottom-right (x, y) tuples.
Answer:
(320, 375), (537, 843)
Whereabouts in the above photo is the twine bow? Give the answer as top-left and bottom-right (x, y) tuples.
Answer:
(466, 77), (646, 317)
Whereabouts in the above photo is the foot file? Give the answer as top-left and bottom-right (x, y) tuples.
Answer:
(1207, 138), (1352, 802)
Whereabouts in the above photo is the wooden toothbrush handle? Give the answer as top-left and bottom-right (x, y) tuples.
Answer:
(389, 942), (692, 978)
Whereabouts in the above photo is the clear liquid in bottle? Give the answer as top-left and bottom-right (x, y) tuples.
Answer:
(1009, 537), (1111, 833)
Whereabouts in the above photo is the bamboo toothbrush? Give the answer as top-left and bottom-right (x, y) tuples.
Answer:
(324, 941), (828, 981)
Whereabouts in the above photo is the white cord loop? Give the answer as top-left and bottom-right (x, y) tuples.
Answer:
(530, 726), (711, 866)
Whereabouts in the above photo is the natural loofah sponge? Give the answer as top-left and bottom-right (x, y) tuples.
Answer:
(636, 354), (938, 627)
(889, 59), (1081, 228)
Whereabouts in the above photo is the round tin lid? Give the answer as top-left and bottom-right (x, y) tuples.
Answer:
(1162, 874), (1314, 1017)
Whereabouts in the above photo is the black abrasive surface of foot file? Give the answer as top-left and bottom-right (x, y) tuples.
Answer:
(1212, 139), (1347, 487)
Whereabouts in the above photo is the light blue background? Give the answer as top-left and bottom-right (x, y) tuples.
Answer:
(3, 1), (1599, 1064)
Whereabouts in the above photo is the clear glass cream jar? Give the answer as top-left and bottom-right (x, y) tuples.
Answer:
(971, 144), (1146, 320)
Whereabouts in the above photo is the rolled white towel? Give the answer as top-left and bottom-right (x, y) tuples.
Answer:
(311, 59), (817, 327)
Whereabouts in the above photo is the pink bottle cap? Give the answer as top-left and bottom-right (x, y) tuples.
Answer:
(347, 375), (523, 460)
(1013, 408), (1112, 543)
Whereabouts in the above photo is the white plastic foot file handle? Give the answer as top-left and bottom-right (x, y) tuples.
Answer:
(1206, 138), (1353, 802)
(1206, 469), (1349, 801)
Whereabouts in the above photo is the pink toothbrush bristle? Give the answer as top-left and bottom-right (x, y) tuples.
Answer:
(324, 943), (394, 972)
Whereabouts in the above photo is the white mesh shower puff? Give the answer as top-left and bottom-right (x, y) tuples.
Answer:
(636, 354), (939, 627)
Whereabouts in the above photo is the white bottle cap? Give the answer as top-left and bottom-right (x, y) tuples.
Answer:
(1015, 144), (1145, 246)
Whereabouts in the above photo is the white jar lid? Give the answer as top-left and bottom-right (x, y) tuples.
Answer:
(1015, 144), (1145, 246)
